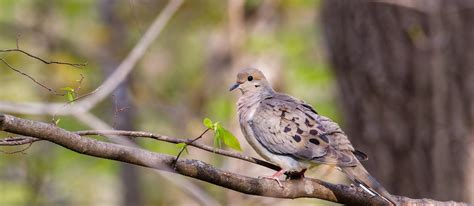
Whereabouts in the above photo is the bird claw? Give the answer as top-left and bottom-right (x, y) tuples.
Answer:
(258, 169), (286, 187)
(259, 175), (283, 187)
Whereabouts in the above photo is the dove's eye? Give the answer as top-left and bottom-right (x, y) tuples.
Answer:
(247, 76), (253, 81)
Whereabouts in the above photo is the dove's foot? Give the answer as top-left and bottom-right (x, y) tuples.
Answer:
(260, 176), (283, 187)
(259, 169), (286, 187)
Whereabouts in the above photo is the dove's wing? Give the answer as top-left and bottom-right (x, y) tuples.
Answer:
(249, 93), (365, 167)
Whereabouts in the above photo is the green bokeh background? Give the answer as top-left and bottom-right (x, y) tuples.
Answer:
(0, 1), (343, 205)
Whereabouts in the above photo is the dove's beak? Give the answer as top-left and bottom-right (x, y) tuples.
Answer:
(229, 83), (240, 91)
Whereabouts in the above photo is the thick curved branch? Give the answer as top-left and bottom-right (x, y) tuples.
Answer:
(0, 129), (280, 171)
(0, 114), (469, 206)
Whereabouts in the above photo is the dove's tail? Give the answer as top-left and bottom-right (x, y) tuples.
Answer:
(341, 162), (398, 206)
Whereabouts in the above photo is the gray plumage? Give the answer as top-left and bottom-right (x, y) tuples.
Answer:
(231, 68), (397, 205)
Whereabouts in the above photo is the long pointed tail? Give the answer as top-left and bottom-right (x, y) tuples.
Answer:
(341, 162), (398, 205)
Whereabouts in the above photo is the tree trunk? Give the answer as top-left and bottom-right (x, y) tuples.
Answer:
(99, 1), (143, 206)
(321, 0), (474, 202)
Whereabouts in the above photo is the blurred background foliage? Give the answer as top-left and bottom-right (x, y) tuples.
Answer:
(0, 0), (344, 205)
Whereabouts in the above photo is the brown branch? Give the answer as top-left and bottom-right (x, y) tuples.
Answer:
(173, 128), (211, 168)
(0, 135), (39, 154)
(3, 129), (277, 171)
(0, 136), (40, 146)
(0, 114), (469, 206)
(72, 112), (219, 205)
(73, 129), (281, 171)
(0, 48), (86, 68)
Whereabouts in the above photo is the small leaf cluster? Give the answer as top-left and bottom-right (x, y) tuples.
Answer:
(203, 118), (241, 151)
(61, 87), (76, 102)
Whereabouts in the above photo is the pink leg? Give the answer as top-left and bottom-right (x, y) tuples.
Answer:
(260, 169), (286, 187)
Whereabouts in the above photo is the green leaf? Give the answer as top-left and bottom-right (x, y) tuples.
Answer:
(65, 92), (74, 101)
(215, 123), (242, 151)
(204, 118), (242, 151)
(203, 118), (214, 129)
(214, 126), (223, 148)
(214, 134), (222, 148)
(176, 143), (189, 154)
(61, 87), (75, 102)
(61, 87), (75, 92)
(222, 128), (242, 151)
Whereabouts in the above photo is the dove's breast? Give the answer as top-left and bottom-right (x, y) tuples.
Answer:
(237, 97), (262, 154)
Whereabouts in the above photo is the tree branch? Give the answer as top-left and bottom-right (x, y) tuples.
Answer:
(72, 112), (220, 206)
(1, 114), (469, 206)
(74, 129), (281, 171)
(0, 48), (86, 68)
(0, 136), (40, 145)
(0, 129), (286, 173)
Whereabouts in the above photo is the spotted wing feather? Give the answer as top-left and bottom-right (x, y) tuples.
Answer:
(249, 93), (362, 167)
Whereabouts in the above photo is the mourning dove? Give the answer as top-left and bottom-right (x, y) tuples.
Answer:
(230, 68), (397, 205)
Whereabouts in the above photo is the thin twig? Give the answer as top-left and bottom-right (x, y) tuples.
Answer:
(172, 128), (211, 168)
(74, 129), (281, 171)
(16, 34), (20, 49)
(52, 74), (98, 123)
(0, 142), (34, 154)
(111, 95), (131, 129)
(0, 47), (87, 101)
(0, 136), (40, 146)
(0, 48), (86, 68)
(75, 74), (85, 94)
(0, 129), (280, 171)
(72, 112), (220, 206)
(51, 88), (100, 124)
(0, 58), (64, 95)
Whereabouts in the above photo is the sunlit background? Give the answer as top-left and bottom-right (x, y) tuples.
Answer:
(0, 1), (342, 205)
(1, 0), (473, 205)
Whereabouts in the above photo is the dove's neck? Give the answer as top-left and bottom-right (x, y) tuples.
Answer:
(239, 89), (274, 105)
(237, 89), (274, 121)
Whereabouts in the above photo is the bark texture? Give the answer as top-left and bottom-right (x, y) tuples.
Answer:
(321, 0), (474, 202)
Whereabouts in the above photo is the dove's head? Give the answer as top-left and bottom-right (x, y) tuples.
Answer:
(229, 68), (274, 95)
